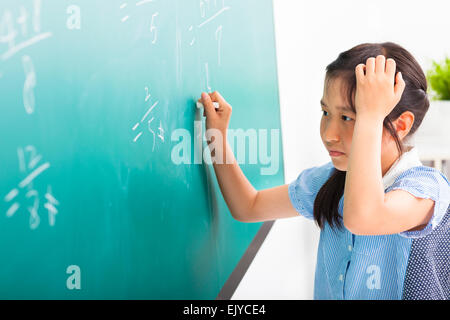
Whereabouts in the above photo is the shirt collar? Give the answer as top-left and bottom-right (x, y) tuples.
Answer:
(382, 146), (423, 189)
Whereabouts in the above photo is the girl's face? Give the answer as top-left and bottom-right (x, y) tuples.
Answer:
(320, 77), (400, 174)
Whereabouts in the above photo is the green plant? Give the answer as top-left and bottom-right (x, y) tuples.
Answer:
(427, 57), (450, 100)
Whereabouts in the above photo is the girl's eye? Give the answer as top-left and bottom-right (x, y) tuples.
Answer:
(342, 115), (353, 121)
(321, 110), (353, 121)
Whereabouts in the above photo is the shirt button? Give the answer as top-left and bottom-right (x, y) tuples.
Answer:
(339, 274), (344, 281)
(348, 245), (352, 252)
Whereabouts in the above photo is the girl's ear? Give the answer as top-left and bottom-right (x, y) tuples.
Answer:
(394, 111), (415, 139)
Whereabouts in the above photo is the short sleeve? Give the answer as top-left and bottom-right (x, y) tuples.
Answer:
(384, 166), (450, 239)
(288, 162), (335, 220)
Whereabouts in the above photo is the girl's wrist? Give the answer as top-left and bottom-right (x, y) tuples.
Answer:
(356, 112), (385, 124)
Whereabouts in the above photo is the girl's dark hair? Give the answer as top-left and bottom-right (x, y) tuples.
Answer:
(313, 42), (430, 230)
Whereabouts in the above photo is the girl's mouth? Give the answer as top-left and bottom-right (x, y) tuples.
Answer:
(329, 151), (345, 157)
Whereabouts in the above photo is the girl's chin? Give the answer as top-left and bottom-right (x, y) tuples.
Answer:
(331, 158), (347, 171)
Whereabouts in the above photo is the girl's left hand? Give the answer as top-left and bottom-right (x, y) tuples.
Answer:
(355, 55), (406, 120)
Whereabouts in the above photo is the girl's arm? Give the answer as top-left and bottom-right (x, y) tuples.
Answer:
(200, 91), (299, 222)
(343, 56), (434, 235)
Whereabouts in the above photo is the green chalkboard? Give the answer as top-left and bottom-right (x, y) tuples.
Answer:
(0, 0), (284, 299)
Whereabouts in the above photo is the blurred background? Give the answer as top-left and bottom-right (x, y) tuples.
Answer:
(232, 0), (450, 299)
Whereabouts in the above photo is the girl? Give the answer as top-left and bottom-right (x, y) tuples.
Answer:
(199, 42), (450, 300)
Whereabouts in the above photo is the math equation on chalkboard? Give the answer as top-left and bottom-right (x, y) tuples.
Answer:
(1, 0), (233, 229)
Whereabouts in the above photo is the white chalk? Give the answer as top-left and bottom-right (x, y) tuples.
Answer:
(197, 101), (220, 109)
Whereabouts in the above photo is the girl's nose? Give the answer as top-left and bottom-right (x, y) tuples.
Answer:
(323, 121), (341, 143)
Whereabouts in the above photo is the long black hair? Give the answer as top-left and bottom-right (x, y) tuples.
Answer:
(313, 42), (430, 230)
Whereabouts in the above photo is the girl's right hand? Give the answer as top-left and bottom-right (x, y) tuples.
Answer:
(198, 91), (232, 134)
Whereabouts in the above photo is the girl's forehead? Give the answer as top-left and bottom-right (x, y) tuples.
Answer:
(323, 77), (349, 105)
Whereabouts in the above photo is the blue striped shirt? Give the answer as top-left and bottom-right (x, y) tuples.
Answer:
(288, 148), (450, 299)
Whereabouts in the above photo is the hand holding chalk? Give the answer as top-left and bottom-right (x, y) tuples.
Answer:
(196, 102), (220, 110)
(198, 91), (232, 134)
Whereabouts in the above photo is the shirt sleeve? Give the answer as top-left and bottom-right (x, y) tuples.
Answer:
(288, 162), (335, 220)
(384, 166), (450, 239)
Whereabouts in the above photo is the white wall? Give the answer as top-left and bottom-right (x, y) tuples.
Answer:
(232, 0), (450, 300)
